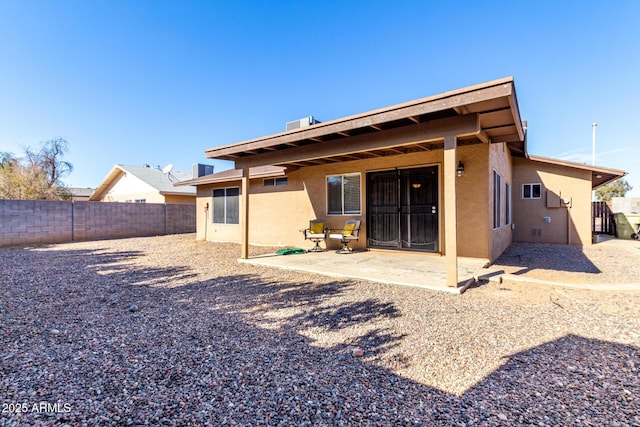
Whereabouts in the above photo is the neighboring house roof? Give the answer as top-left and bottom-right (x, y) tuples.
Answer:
(90, 164), (196, 201)
(528, 155), (626, 189)
(175, 165), (286, 187)
(68, 187), (95, 198)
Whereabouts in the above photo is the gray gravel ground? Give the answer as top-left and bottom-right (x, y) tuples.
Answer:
(1, 234), (638, 426)
(490, 237), (640, 284)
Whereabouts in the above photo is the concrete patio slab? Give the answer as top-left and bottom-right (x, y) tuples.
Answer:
(240, 250), (489, 294)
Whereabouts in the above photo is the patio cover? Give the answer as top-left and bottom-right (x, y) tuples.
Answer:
(205, 77), (526, 169)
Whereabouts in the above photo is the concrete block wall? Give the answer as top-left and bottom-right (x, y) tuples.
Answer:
(165, 203), (197, 234)
(0, 200), (73, 246)
(0, 200), (196, 247)
(79, 202), (166, 240)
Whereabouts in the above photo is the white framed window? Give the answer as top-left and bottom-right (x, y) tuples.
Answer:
(505, 183), (511, 225)
(522, 183), (542, 199)
(493, 171), (502, 229)
(212, 187), (239, 224)
(263, 177), (288, 187)
(327, 173), (361, 215)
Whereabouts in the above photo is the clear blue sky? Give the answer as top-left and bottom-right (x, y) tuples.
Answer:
(1, 0), (638, 196)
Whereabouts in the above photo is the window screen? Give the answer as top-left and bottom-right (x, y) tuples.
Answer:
(327, 174), (361, 215)
(212, 187), (240, 224)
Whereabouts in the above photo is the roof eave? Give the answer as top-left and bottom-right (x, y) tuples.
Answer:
(174, 168), (287, 187)
(204, 77), (520, 160)
(527, 154), (627, 189)
(88, 165), (125, 201)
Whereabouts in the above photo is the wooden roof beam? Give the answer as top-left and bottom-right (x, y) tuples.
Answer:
(340, 154), (364, 160)
(234, 114), (480, 168)
(493, 133), (521, 143)
(477, 131), (490, 144)
(387, 147), (405, 154)
(364, 150), (384, 157)
(370, 124), (383, 131)
(485, 124), (517, 134)
(408, 116), (421, 124)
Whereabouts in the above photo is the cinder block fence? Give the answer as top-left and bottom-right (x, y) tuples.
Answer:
(0, 200), (196, 247)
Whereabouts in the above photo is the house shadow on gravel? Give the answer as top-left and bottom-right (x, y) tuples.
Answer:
(461, 335), (639, 425)
(1, 245), (638, 426)
(492, 242), (601, 275)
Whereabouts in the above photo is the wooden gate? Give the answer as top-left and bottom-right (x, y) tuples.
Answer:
(592, 201), (614, 235)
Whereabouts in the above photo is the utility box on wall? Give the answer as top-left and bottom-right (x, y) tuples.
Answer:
(546, 191), (561, 208)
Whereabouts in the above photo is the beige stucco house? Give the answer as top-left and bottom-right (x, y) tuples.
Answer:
(177, 77), (625, 287)
(90, 164), (197, 204)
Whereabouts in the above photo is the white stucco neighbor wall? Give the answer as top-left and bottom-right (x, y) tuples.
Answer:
(106, 173), (156, 196)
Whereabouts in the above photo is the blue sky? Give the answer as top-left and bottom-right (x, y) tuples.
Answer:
(1, 1), (638, 196)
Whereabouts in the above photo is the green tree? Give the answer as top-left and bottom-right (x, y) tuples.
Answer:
(0, 138), (73, 200)
(595, 178), (633, 202)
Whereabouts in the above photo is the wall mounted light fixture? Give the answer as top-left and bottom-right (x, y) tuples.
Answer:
(412, 182), (422, 189)
(457, 161), (465, 177)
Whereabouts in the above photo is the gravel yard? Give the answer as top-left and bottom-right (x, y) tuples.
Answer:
(491, 237), (640, 285)
(1, 234), (638, 426)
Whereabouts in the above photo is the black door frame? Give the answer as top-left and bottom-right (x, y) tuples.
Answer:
(366, 165), (439, 252)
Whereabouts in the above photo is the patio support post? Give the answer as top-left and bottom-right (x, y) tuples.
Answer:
(444, 134), (458, 287)
(240, 167), (250, 259)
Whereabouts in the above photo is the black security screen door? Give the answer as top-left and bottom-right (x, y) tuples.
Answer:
(367, 166), (438, 252)
(366, 171), (399, 248)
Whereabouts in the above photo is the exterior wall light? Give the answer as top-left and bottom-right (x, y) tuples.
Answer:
(457, 161), (465, 177)
(412, 183), (422, 189)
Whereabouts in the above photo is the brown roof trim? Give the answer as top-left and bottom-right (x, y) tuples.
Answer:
(527, 154), (626, 189)
(205, 77), (520, 160)
(527, 154), (626, 175)
(175, 165), (286, 186)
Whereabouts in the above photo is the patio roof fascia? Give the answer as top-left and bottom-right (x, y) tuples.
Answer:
(204, 77), (524, 165)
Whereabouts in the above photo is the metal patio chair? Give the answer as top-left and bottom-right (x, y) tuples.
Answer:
(329, 219), (361, 254)
(303, 218), (328, 252)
